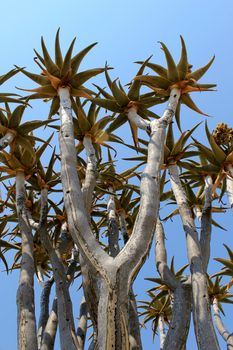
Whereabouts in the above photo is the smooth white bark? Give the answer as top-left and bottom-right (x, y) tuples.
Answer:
(127, 107), (150, 131)
(159, 315), (166, 350)
(226, 164), (233, 213)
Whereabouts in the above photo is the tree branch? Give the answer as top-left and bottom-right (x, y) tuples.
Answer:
(200, 175), (213, 272)
(169, 164), (220, 349)
(16, 170), (38, 350)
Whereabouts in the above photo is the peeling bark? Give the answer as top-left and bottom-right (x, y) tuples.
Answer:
(16, 171), (37, 350)
(169, 164), (220, 350)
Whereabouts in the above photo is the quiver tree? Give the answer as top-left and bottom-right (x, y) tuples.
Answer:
(1, 32), (233, 350)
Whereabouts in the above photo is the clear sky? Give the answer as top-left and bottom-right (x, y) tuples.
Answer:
(0, 0), (233, 349)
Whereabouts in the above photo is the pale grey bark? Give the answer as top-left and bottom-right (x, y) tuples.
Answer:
(82, 135), (96, 214)
(200, 176), (213, 272)
(58, 87), (112, 279)
(16, 171), (38, 350)
(41, 298), (58, 350)
(107, 190), (120, 257)
(127, 108), (150, 132)
(213, 297), (233, 349)
(38, 188), (79, 350)
(155, 219), (178, 290)
(226, 164), (233, 212)
(58, 86), (181, 348)
(0, 130), (15, 150)
(128, 290), (142, 350)
(163, 282), (191, 350)
(169, 164), (220, 350)
(77, 296), (88, 350)
(119, 211), (129, 244)
(158, 315), (166, 350)
(155, 219), (191, 350)
(38, 278), (54, 349)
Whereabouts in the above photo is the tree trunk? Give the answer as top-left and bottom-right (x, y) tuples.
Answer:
(16, 171), (38, 350)
(169, 164), (220, 350)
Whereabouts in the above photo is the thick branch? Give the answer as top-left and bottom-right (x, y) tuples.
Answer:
(155, 219), (178, 290)
(169, 164), (219, 350)
(107, 190), (120, 257)
(16, 171), (37, 350)
(200, 175), (213, 272)
(213, 297), (233, 349)
(82, 135), (97, 214)
(119, 211), (129, 244)
(127, 108), (150, 132)
(38, 188), (79, 350)
(77, 296), (88, 350)
(158, 315), (166, 350)
(41, 298), (58, 350)
(38, 277), (54, 349)
(58, 87), (112, 281)
(163, 282), (191, 350)
(115, 88), (181, 287)
(226, 164), (233, 213)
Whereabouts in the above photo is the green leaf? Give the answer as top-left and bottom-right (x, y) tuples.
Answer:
(18, 119), (56, 134)
(135, 61), (168, 78)
(71, 42), (98, 74)
(111, 80), (129, 107)
(72, 68), (106, 88)
(128, 56), (152, 100)
(15, 66), (49, 86)
(93, 98), (122, 113)
(8, 105), (26, 129)
(177, 35), (188, 80)
(181, 93), (208, 116)
(159, 41), (179, 81)
(165, 122), (174, 151)
(55, 28), (63, 69)
(0, 68), (19, 86)
(45, 148), (57, 182)
(187, 56), (215, 81)
(171, 123), (201, 156)
(41, 37), (60, 77)
(76, 107), (91, 132)
(48, 96), (60, 118)
(205, 122), (226, 164)
(134, 75), (170, 89)
(61, 37), (76, 77)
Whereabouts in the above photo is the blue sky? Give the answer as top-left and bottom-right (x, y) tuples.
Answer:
(0, 1), (233, 349)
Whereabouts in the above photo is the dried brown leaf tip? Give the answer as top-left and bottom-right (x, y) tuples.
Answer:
(134, 36), (216, 129)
